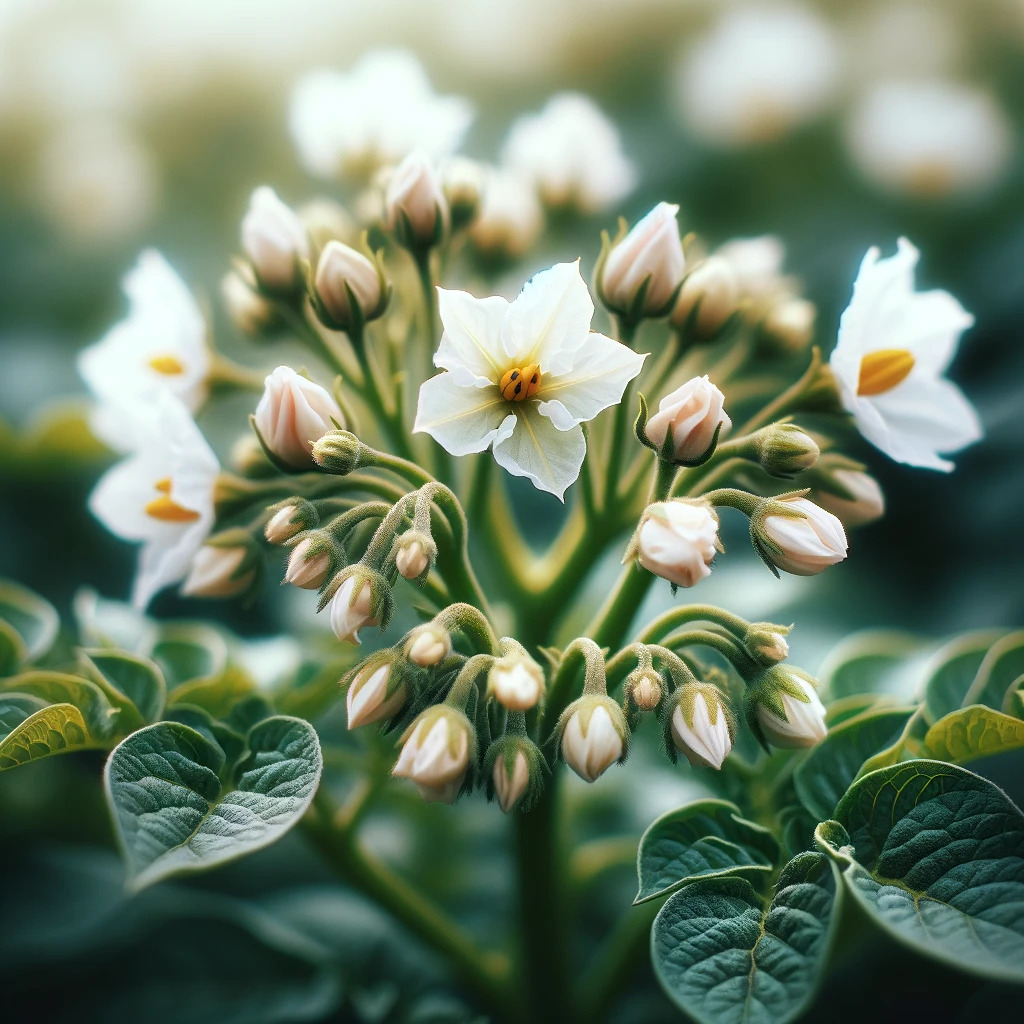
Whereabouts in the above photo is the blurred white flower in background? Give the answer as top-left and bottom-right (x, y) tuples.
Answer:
(674, 2), (840, 147)
(289, 48), (474, 179)
(830, 237), (982, 471)
(714, 235), (789, 302)
(468, 167), (544, 260)
(79, 250), (209, 449)
(88, 390), (219, 609)
(845, 2), (963, 82)
(500, 93), (636, 213)
(845, 80), (1013, 199)
(36, 119), (159, 240)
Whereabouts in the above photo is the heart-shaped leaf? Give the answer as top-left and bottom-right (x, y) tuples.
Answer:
(106, 716), (322, 889)
(635, 799), (780, 904)
(819, 630), (923, 700)
(0, 703), (101, 770)
(80, 650), (166, 725)
(815, 760), (1024, 982)
(923, 705), (1024, 764)
(146, 622), (229, 689)
(651, 851), (839, 1024)
(0, 579), (59, 667)
(793, 707), (915, 821)
(923, 630), (1006, 724)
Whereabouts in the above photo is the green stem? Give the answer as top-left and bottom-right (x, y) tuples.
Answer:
(305, 790), (514, 1018)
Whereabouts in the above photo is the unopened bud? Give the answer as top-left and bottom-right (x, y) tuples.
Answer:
(745, 623), (791, 666)
(222, 266), (278, 335)
(489, 654), (545, 711)
(346, 657), (407, 728)
(644, 375), (730, 464)
(181, 539), (257, 599)
(395, 531), (436, 581)
(406, 624), (452, 668)
(284, 535), (334, 590)
(626, 669), (663, 712)
(393, 707), (473, 803)
(265, 500), (317, 544)
(629, 500), (720, 589)
(253, 366), (344, 470)
(241, 186), (309, 293)
(753, 495), (847, 576)
(755, 423), (820, 478)
(599, 202), (685, 319)
(814, 468), (884, 528)
(328, 571), (383, 645)
(312, 430), (363, 475)
(385, 150), (449, 250)
(670, 256), (740, 336)
(746, 666), (827, 749)
(312, 240), (386, 330)
(670, 684), (734, 769)
(762, 297), (816, 353)
(442, 156), (484, 231)
(560, 696), (627, 782)
(493, 748), (531, 813)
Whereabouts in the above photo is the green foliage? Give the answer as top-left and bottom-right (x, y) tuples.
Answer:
(651, 852), (840, 1024)
(816, 761), (1024, 982)
(0, 702), (99, 769)
(923, 705), (1024, 764)
(105, 716), (323, 889)
(819, 630), (923, 700)
(635, 799), (780, 904)
(923, 630), (1008, 724)
(80, 649), (166, 725)
(0, 578), (59, 671)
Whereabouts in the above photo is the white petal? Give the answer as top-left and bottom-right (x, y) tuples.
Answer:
(492, 406), (586, 501)
(435, 289), (509, 385)
(414, 373), (516, 456)
(501, 261), (594, 375)
(536, 332), (646, 430)
(133, 520), (210, 610)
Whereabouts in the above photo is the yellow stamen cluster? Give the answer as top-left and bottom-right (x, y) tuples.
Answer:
(499, 364), (541, 402)
(144, 477), (201, 523)
(857, 349), (915, 397)
(148, 354), (186, 375)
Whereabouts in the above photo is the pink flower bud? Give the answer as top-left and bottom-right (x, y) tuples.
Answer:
(253, 366), (343, 469)
(645, 375), (731, 462)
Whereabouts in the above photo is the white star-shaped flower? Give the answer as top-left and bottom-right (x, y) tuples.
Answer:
(289, 49), (473, 179)
(79, 249), (209, 450)
(830, 237), (982, 472)
(89, 391), (219, 609)
(414, 261), (645, 500)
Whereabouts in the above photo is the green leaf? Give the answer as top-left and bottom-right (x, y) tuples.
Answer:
(651, 852), (840, 1024)
(0, 579), (59, 666)
(0, 703), (100, 769)
(964, 631), (1024, 712)
(0, 619), (27, 676)
(793, 707), (915, 821)
(923, 630), (1007, 724)
(80, 649), (166, 724)
(635, 799), (780, 904)
(1, 669), (119, 740)
(167, 665), (257, 720)
(819, 630), (923, 700)
(922, 705), (1024, 764)
(0, 691), (48, 733)
(106, 716), (323, 889)
(147, 622), (229, 688)
(816, 760), (1024, 982)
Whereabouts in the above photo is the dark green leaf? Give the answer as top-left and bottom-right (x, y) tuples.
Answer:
(816, 760), (1024, 982)
(651, 852), (839, 1024)
(0, 691), (48, 733)
(635, 799), (780, 904)
(80, 649), (166, 725)
(0, 579), (59, 665)
(793, 707), (915, 821)
(168, 665), (257, 720)
(106, 716), (322, 889)
(147, 622), (229, 688)
(964, 631), (1024, 712)
(819, 631), (923, 700)
(923, 630), (1007, 724)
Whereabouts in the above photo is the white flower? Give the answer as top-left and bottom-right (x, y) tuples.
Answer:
(414, 261), (645, 499)
(760, 496), (847, 576)
(181, 545), (254, 599)
(493, 749), (530, 812)
(347, 663), (406, 729)
(329, 576), (380, 645)
(241, 186), (310, 291)
(634, 500), (720, 588)
(284, 539), (331, 590)
(845, 80), (1012, 198)
(469, 166), (544, 259)
(289, 49), (473, 179)
(393, 710), (471, 803)
(489, 655), (545, 711)
(670, 257), (740, 335)
(675, 3), (840, 147)
(500, 92), (636, 212)
(88, 391), (218, 609)
(671, 690), (732, 769)
(600, 202), (685, 317)
(830, 237), (981, 471)
(644, 375), (731, 462)
(385, 150), (449, 248)
(561, 700), (624, 782)
(442, 156), (486, 222)
(313, 240), (385, 329)
(756, 670), (827, 748)
(762, 297), (816, 353)
(406, 625), (451, 668)
(253, 366), (344, 469)
(79, 250), (208, 449)
(815, 469), (885, 528)
(715, 235), (788, 302)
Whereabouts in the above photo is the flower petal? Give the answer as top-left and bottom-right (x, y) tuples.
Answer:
(435, 289), (509, 385)
(492, 405), (586, 500)
(536, 332), (646, 430)
(414, 372), (515, 455)
(501, 260), (594, 375)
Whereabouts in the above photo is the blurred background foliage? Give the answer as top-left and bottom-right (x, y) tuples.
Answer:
(0, 0), (1022, 1020)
